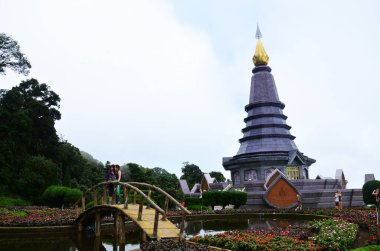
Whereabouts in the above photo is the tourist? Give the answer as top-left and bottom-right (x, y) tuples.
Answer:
(106, 164), (116, 204)
(295, 194), (302, 211)
(372, 188), (380, 209)
(338, 191), (343, 210)
(334, 191), (339, 209)
(114, 164), (122, 204)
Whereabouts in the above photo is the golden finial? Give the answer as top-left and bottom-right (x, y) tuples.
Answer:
(252, 25), (269, 66)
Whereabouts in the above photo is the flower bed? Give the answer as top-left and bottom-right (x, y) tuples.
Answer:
(307, 209), (380, 246)
(0, 208), (77, 226)
(190, 218), (359, 251)
(191, 230), (321, 251)
(185, 208), (380, 247)
(310, 219), (358, 250)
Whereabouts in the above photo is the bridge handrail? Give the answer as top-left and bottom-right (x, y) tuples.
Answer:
(128, 182), (191, 215)
(74, 181), (165, 215)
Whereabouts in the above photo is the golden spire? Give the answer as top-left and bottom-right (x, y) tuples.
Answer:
(252, 25), (269, 66)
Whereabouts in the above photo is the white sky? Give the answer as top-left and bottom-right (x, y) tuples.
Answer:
(1, 0), (379, 188)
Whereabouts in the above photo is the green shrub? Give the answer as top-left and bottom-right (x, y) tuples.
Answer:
(187, 205), (210, 211)
(229, 191), (247, 208)
(0, 196), (30, 207)
(362, 180), (380, 204)
(185, 197), (203, 207)
(202, 191), (218, 209)
(42, 186), (82, 208)
(202, 191), (247, 209)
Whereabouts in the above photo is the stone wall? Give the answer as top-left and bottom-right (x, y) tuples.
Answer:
(243, 179), (364, 209)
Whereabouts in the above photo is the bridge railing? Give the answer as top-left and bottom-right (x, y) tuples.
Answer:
(128, 182), (191, 235)
(128, 182), (191, 217)
(74, 181), (190, 238)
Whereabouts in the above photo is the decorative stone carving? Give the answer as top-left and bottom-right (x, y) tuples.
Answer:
(264, 169), (299, 209)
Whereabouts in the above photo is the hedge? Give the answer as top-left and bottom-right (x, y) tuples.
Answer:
(187, 205), (210, 211)
(0, 196), (30, 207)
(202, 191), (247, 209)
(185, 197), (203, 207)
(362, 180), (380, 204)
(42, 186), (82, 208)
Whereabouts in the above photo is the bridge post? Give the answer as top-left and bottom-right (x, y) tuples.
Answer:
(153, 210), (159, 238)
(112, 188), (116, 205)
(95, 211), (101, 237)
(75, 205), (79, 217)
(102, 185), (107, 205)
(114, 210), (119, 237)
(162, 196), (169, 220)
(124, 188), (130, 209)
(133, 191), (137, 205)
(94, 236), (101, 251)
(146, 189), (152, 209)
(119, 214), (126, 244)
(138, 197), (145, 221)
(179, 211), (185, 237)
(94, 191), (98, 206)
(140, 231), (147, 243)
(78, 222), (83, 232)
(81, 195), (85, 212)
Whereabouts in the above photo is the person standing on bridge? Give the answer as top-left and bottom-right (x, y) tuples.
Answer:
(106, 164), (116, 204)
(114, 164), (122, 204)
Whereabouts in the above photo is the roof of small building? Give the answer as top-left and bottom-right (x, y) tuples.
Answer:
(190, 183), (201, 193)
(179, 179), (191, 194)
(209, 182), (230, 190)
(202, 173), (215, 185)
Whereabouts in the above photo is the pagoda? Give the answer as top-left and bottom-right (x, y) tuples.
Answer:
(223, 26), (316, 187)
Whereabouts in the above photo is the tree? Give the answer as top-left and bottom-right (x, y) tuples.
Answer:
(15, 156), (60, 202)
(125, 163), (146, 183)
(0, 79), (104, 200)
(54, 141), (104, 188)
(180, 162), (203, 190)
(152, 167), (178, 190)
(0, 79), (61, 195)
(81, 151), (103, 166)
(362, 180), (380, 205)
(209, 171), (226, 182)
(0, 33), (31, 75)
(0, 79), (61, 157)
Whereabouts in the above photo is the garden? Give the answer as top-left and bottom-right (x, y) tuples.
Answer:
(1, 183), (380, 250)
(1, 206), (380, 250)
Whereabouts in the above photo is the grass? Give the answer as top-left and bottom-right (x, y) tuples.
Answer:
(0, 196), (30, 207)
(0, 208), (27, 217)
(351, 245), (380, 251)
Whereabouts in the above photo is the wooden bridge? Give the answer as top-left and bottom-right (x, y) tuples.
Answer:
(74, 181), (191, 243)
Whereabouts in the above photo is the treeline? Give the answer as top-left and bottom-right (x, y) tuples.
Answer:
(0, 79), (184, 204)
(120, 163), (181, 200)
(0, 79), (104, 203)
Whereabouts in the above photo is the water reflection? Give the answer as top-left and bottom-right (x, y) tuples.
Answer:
(184, 217), (308, 238)
(0, 231), (141, 251)
(0, 218), (309, 250)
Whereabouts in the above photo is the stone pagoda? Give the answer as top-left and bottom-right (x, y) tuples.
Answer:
(223, 26), (316, 187)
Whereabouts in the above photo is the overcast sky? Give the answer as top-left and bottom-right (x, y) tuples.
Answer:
(1, 0), (379, 188)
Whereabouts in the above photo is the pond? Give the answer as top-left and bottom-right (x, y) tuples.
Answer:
(0, 216), (346, 251)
